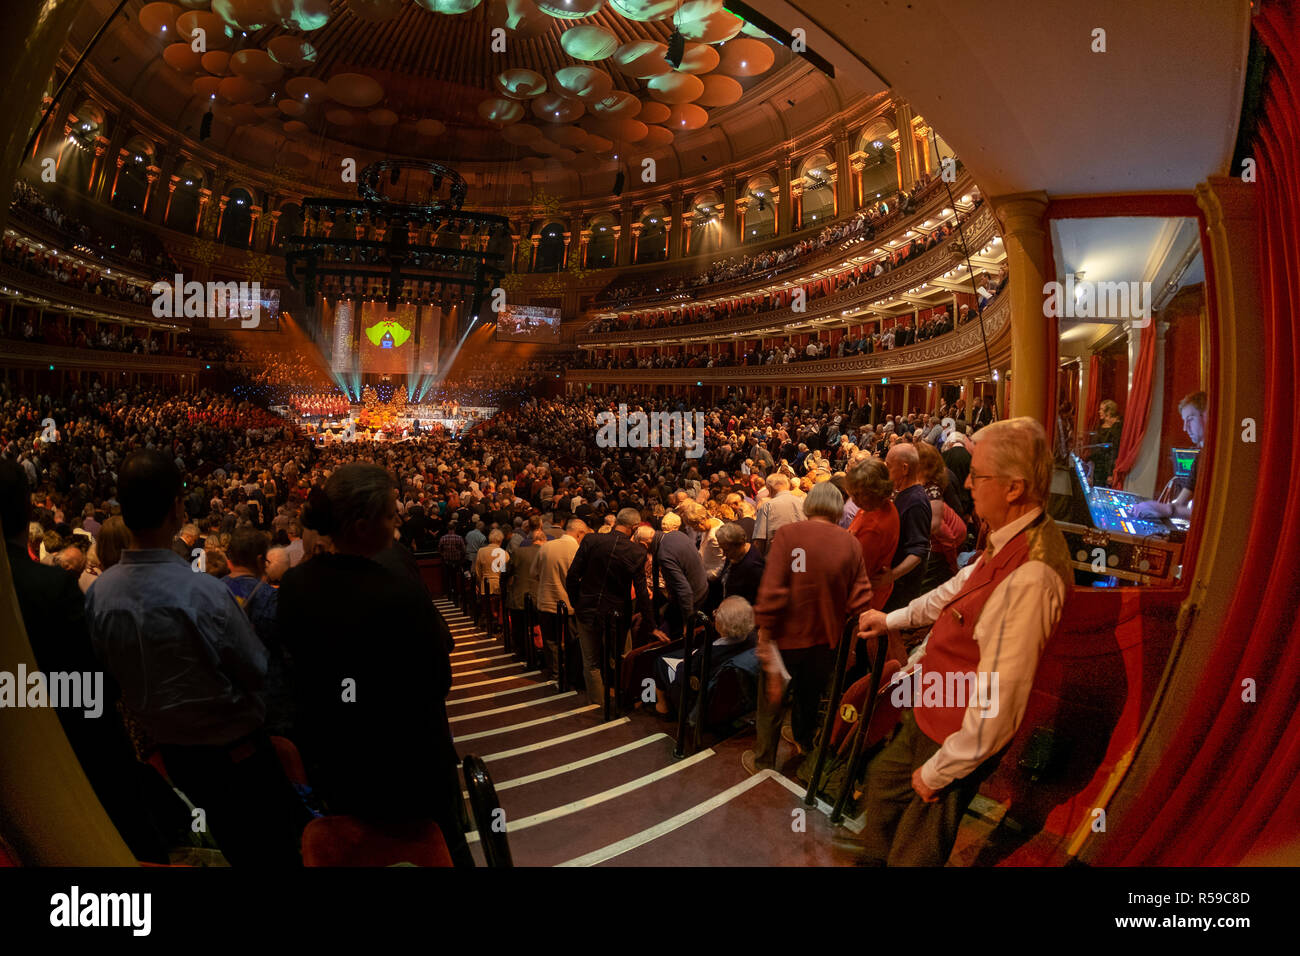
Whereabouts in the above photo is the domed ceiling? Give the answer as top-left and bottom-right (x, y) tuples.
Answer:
(78, 0), (806, 196)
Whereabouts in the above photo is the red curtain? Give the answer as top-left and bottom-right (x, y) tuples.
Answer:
(1108, 323), (1156, 489)
(1083, 353), (1102, 434)
(1099, 3), (1300, 865)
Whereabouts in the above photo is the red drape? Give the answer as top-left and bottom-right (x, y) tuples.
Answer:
(1083, 354), (1102, 434)
(1108, 323), (1156, 489)
(1100, 3), (1300, 865)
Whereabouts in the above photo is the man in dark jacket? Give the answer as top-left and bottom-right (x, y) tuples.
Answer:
(653, 514), (709, 643)
(565, 508), (654, 705)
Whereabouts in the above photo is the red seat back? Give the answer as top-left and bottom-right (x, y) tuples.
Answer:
(302, 816), (453, 867)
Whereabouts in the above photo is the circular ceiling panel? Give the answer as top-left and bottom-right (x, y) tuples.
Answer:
(496, 68), (547, 98)
(163, 43), (203, 73)
(589, 90), (641, 117)
(176, 11), (232, 49)
(583, 133), (613, 152)
(554, 65), (614, 101)
(637, 100), (670, 124)
(487, 0), (551, 38)
(550, 147), (577, 162)
(255, 104), (282, 119)
(212, 0), (276, 30)
(325, 108), (358, 125)
(369, 108), (399, 126)
(647, 71), (704, 104)
(193, 76), (224, 99)
(217, 75), (268, 104)
(214, 102), (260, 125)
(230, 49), (284, 85)
(267, 36), (317, 69)
(413, 0), (483, 12)
(545, 124), (589, 147)
(677, 42), (719, 74)
(347, 0), (406, 21)
(501, 123), (543, 145)
(271, 0), (333, 30)
(286, 76), (328, 99)
(717, 37), (775, 76)
(140, 2), (181, 34)
(201, 50), (231, 74)
(674, 1), (742, 42)
(277, 98), (307, 116)
(613, 40), (672, 78)
(640, 124), (675, 147)
(696, 73), (742, 106)
(608, 0), (675, 21)
(609, 118), (648, 142)
(415, 118), (447, 135)
(326, 72), (385, 107)
(532, 92), (585, 123)
(519, 156), (544, 171)
(560, 24), (619, 61)
(478, 97), (525, 124)
(667, 102), (708, 131)
(537, 0), (603, 18)
(282, 119), (310, 138)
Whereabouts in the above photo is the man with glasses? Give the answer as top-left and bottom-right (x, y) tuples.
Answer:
(851, 417), (1072, 866)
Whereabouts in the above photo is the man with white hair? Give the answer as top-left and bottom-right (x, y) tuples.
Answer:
(751, 472), (805, 557)
(853, 417), (1071, 866)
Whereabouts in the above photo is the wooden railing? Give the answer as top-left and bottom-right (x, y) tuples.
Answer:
(0, 338), (204, 373)
(0, 261), (164, 324)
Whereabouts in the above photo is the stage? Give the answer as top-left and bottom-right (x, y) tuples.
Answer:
(275, 402), (497, 442)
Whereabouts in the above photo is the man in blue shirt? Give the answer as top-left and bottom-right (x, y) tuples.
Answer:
(86, 450), (307, 866)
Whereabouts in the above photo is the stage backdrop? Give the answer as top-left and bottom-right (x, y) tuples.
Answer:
(327, 299), (440, 377)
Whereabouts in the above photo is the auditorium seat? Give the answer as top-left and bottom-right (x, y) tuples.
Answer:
(301, 816), (453, 868)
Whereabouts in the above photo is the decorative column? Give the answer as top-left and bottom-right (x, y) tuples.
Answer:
(850, 154), (867, 210)
(668, 187), (685, 259)
(679, 211), (695, 256)
(617, 201), (633, 265)
(579, 228), (591, 267)
(777, 159), (792, 236)
(247, 205), (261, 247)
(88, 135), (109, 193)
(996, 368), (1008, 421)
(196, 187), (212, 235)
(735, 197), (749, 243)
(107, 154), (125, 204)
(267, 208), (282, 250)
(630, 222), (642, 264)
(992, 191), (1051, 426)
(893, 96), (918, 189)
(723, 176), (737, 248)
(790, 180), (804, 230)
(833, 125), (852, 217)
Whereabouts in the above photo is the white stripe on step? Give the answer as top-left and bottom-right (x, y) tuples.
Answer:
(466, 748), (713, 843)
(446, 670), (541, 694)
(450, 642), (498, 656)
(448, 691), (576, 724)
(467, 717), (629, 764)
(453, 705), (598, 744)
(453, 662), (523, 678)
(766, 770), (866, 834)
(556, 769), (776, 866)
(445, 681), (558, 707)
(451, 654), (513, 668)
(469, 734), (669, 796)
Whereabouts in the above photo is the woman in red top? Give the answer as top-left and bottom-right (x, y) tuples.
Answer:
(845, 456), (900, 611)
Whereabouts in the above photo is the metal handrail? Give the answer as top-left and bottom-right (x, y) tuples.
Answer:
(829, 629), (892, 824)
(601, 611), (623, 723)
(672, 607), (700, 759)
(461, 755), (513, 868)
(803, 617), (860, 807)
(554, 601), (570, 692)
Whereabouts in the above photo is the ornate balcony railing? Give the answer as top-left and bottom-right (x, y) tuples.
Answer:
(0, 261), (167, 324)
(0, 338), (204, 373)
(566, 292), (1010, 387)
(577, 204), (1000, 348)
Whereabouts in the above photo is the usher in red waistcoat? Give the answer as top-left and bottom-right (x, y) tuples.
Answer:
(913, 512), (1071, 746)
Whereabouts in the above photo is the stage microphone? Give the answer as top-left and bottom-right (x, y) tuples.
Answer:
(665, 28), (685, 68)
(613, 169), (625, 196)
(200, 109), (213, 141)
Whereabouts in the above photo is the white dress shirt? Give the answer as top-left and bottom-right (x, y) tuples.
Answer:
(884, 507), (1065, 791)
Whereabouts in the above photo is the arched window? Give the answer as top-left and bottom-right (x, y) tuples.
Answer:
(534, 221), (566, 272)
(220, 187), (254, 248)
(111, 137), (154, 216)
(744, 173), (776, 242)
(855, 123), (899, 201)
(585, 214), (616, 268)
(690, 190), (722, 255)
(798, 151), (835, 227)
(636, 203), (668, 263)
(166, 163), (204, 235)
(273, 202), (303, 250)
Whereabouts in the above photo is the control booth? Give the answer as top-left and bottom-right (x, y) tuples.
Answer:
(1049, 453), (1186, 585)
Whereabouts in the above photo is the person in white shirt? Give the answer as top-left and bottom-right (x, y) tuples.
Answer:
(852, 417), (1071, 866)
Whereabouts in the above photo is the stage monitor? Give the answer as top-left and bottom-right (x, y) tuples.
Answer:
(327, 299), (439, 377)
(1171, 447), (1198, 479)
(495, 304), (561, 343)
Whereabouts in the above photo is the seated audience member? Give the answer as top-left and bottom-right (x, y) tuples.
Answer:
(277, 463), (468, 866)
(85, 450), (307, 867)
(650, 595), (759, 723)
(716, 521), (766, 605)
(745, 481), (874, 775)
(854, 418), (1070, 866)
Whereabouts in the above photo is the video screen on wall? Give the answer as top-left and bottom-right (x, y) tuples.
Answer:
(207, 285), (282, 331)
(496, 304), (561, 343)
